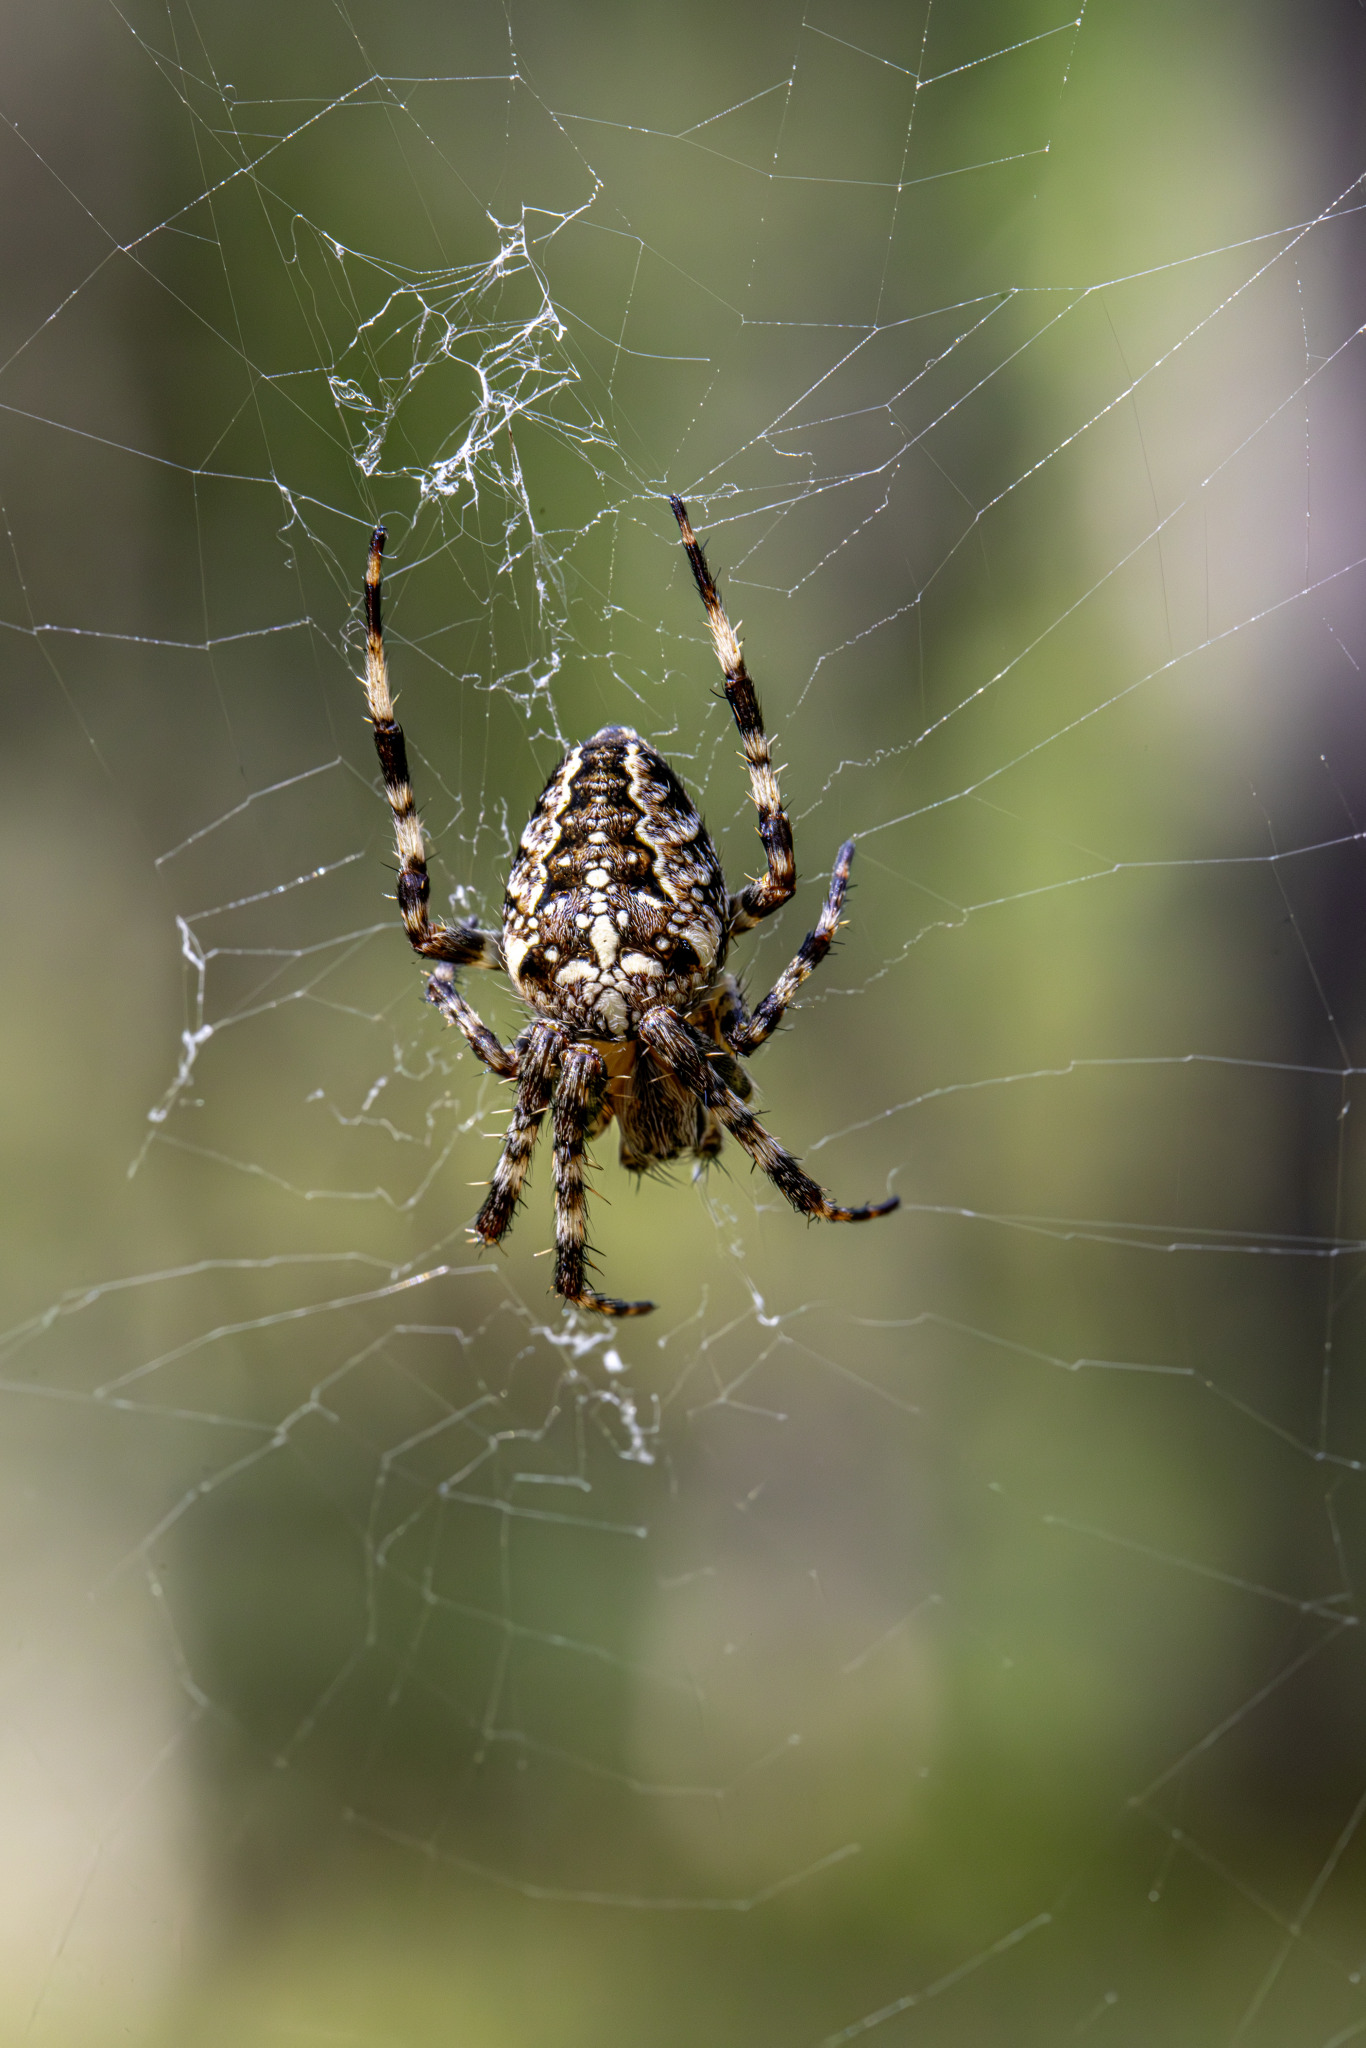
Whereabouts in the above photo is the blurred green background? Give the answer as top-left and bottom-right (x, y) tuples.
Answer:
(3, 0), (1366, 2041)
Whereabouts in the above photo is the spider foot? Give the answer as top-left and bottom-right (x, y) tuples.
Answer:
(817, 1192), (901, 1224)
(562, 1286), (656, 1318)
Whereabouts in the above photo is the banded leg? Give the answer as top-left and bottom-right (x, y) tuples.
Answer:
(427, 967), (518, 1077)
(727, 840), (855, 1056)
(670, 497), (794, 934)
(638, 1007), (899, 1225)
(471, 1021), (564, 1246)
(689, 981), (753, 1099)
(553, 1045), (655, 1317)
(363, 527), (503, 970)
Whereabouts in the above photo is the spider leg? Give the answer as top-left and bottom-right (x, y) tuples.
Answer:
(427, 967), (519, 1078)
(688, 984), (752, 1098)
(552, 1044), (655, 1317)
(363, 527), (504, 970)
(470, 1020), (563, 1246)
(727, 839), (856, 1057)
(670, 497), (794, 935)
(638, 1007), (899, 1225)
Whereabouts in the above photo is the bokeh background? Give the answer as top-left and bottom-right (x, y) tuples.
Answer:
(4, 0), (1366, 2041)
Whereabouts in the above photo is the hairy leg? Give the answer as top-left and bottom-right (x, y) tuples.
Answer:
(471, 1021), (564, 1245)
(727, 840), (856, 1056)
(670, 498), (795, 934)
(552, 1044), (655, 1317)
(363, 527), (503, 969)
(427, 967), (519, 1077)
(638, 1006), (899, 1225)
(687, 981), (753, 1099)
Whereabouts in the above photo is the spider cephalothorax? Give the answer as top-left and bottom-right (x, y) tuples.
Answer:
(362, 497), (898, 1316)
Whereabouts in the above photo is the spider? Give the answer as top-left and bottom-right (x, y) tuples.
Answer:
(361, 497), (898, 1316)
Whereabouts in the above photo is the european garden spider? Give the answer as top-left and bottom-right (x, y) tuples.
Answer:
(362, 498), (898, 1315)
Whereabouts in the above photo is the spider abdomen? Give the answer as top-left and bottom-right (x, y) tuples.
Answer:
(501, 726), (729, 1037)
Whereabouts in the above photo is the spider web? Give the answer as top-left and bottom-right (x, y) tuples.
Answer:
(3, 0), (1366, 2040)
